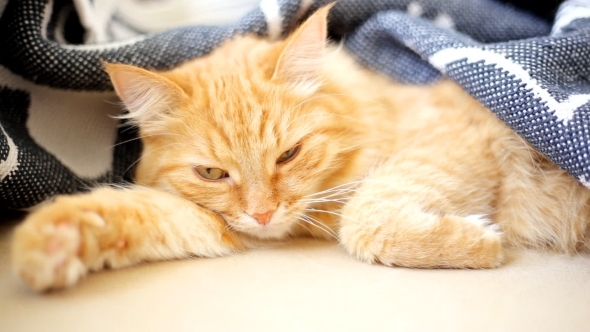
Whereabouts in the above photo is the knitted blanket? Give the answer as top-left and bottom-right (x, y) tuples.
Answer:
(0, 0), (586, 211)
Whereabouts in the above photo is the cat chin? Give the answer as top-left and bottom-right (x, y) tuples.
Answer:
(238, 223), (293, 240)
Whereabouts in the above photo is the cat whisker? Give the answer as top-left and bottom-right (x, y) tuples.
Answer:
(294, 212), (337, 239)
(293, 220), (314, 237)
(302, 213), (338, 236)
(303, 180), (365, 198)
(107, 136), (144, 149)
(74, 181), (100, 192)
(106, 132), (182, 150)
(309, 187), (358, 197)
(300, 196), (353, 206)
(304, 192), (357, 202)
(220, 222), (234, 234)
(299, 219), (337, 239)
(304, 207), (359, 224)
(104, 182), (134, 191)
(301, 198), (353, 211)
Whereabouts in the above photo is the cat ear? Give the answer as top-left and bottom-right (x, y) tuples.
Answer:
(272, 4), (334, 94)
(103, 62), (185, 128)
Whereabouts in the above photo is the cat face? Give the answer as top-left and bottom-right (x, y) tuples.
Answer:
(135, 76), (347, 240)
(105, 5), (359, 239)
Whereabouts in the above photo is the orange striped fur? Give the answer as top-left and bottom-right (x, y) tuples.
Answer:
(12, 6), (590, 291)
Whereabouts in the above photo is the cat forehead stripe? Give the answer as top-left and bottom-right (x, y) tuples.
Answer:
(428, 47), (590, 124)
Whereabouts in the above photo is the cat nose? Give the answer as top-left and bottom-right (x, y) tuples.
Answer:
(251, 210), (275, 225)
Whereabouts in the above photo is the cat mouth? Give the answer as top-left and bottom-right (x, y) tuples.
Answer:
(219, 208), (295, 240)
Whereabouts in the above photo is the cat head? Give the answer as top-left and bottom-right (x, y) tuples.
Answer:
(104, 5), (362, 239)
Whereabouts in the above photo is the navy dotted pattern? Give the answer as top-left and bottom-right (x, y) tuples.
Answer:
(314, 0), (549, 41)
(345, 2), (590, 185)
(0, 87), (91, 209)
(0, 0), (587, 211)
(0, 0), (270, 91)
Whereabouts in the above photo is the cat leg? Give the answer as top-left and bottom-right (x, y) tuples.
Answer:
(12, 187), (243, 291)
(338, 164), (504, 269)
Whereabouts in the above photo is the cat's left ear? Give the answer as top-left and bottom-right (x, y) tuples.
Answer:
(272, 4), (334, 94)
(103, 61), (186, 131)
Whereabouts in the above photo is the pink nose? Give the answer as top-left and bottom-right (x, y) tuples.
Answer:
(251, 210), (274, 225)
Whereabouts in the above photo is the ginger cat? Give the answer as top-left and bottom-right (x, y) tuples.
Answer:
(12, 6), (590, 292)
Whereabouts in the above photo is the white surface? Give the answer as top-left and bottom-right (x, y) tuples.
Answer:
(1, 220), (590, 332)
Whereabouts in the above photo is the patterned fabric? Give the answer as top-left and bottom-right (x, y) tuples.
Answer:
(0, 0), (585, 212)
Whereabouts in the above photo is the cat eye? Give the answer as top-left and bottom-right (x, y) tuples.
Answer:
(277, 145), (300, 164)
(194, 166), (229, 181)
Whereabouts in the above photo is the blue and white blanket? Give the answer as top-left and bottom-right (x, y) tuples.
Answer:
(0, 0), (587, 211)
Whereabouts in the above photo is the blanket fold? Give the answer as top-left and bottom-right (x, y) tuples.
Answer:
(1, 0), (586, 212)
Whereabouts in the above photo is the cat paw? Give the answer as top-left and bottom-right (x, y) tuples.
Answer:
(12, 199), (104, 291)
(340, 213), (505, 269)
(452, 214), (505, 268)
(464, 214), (502, 235)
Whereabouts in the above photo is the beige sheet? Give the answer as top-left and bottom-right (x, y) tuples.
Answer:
(1, 221), (589, 332)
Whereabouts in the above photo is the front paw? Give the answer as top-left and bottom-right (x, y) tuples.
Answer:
(12, 198), (105, 291)
(340, 212), (505, 269)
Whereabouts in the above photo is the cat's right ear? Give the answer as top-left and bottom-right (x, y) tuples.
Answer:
(103, 61), (186, 129)
(271, 4), (334, 94)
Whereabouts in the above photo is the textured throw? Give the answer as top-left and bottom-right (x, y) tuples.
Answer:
(0, 0), (587, 212)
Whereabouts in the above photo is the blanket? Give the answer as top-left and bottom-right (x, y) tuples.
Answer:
(0, 0), (586, 212)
